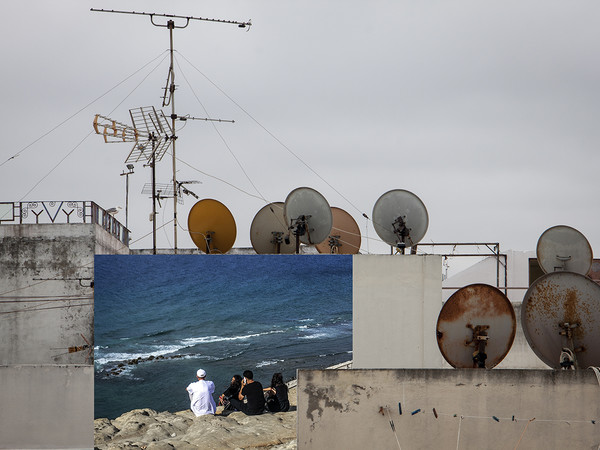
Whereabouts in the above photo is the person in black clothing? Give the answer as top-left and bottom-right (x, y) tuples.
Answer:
(228, 370), (265, 415)
(264, 372), (290, 412)
(218, 374), (242, 411)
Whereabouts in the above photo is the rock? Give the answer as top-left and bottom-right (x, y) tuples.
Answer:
(94, 408), (297, 450)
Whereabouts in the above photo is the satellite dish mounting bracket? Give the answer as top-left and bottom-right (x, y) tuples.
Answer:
(466, 324), (490, 368)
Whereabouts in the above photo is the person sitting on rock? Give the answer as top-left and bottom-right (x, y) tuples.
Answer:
(228, 370), (265, 415)
(185, 368), (216, 416)
(219, 374), (242, 411)
(264, 372), (290, 412)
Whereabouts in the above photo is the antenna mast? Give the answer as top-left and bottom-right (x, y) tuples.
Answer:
(91, 8), (251, 253)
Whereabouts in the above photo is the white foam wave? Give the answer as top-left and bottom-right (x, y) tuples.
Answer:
(256, 359), (283, 368)
(180, 330), (284, 346)
(95, 345), (181, 366)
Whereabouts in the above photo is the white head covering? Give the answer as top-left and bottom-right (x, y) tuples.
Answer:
(197, 369), (206, 378)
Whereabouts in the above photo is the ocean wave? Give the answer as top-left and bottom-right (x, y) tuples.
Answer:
(256, 359), (284, 368)
(180, 330), (284, 346)
(298, 332), (331, 340)
(95, 345), (182, 366)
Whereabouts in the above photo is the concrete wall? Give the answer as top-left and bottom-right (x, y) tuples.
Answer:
(0, 365), (93, 449)
(297, 368), (600, 450)
(352, 255), (444, 369)
(0, 224), (127, 365)
(0, 223), (127, 449)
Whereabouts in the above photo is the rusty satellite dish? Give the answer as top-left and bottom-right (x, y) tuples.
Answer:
(372, 189), (428, 252)
(521, 271), (600, 369)
(315, 207), (361, 254)
(536, 225), (593, 276)
(283, 187), (333, 252)
(250, 202), (295, 254)
(187, 199), (236, 254)
(436, 284), (516, 369)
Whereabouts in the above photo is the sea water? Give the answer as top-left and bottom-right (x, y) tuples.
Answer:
(94, 254), (352, 419)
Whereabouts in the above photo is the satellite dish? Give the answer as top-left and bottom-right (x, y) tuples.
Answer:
(283, 187), (333, 251)
(536, 225), (592, 275)
(521, 271), (600, 369)
(187, 199), (236, 254)
(315, 207), (361, 254)
(372, 189), (428, 251)
(250, 202), (295, 254)
(436, 284), (516, 369)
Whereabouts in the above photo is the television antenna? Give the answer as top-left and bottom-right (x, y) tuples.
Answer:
(93, 106), (173, 253)
(91, 8), (250, 253)
(141, 180), (201, 205)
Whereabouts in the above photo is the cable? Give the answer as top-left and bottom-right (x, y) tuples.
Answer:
(455, 415), (463, 450)
(513, 418), (535, 450)
(16, 53), (170, 203)
(175, 51), (369, 219)
(0, 51), (169, 168)
(0, 303), (93, 315)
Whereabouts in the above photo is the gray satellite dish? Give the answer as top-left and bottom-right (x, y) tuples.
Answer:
(521, 271), (600, 369)
(283, 187), (333, 252)
(436, 284), (516, 369)
(536, 225), (593, 275)
(250, 202), (295, 254)
(372, 189), (428, 252)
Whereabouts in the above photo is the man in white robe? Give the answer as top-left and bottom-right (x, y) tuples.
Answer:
(185, 369), (216, 416)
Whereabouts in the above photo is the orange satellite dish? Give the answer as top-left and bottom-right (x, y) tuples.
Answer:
(315, 207), (361, 254)
(187, 199), (236, 254)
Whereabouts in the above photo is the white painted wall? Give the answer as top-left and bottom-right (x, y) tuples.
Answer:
(352, 254), (444, 369)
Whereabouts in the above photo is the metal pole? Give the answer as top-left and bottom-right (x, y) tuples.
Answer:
(151, 138), (157, 254)
(168, 20), (179, 254)
(125, 172), (129, 230)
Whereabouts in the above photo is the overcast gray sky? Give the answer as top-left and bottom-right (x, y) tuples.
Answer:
(2, 0), (599, 263)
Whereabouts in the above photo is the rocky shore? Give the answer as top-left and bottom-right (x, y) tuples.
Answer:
(94, 386), (298, 449)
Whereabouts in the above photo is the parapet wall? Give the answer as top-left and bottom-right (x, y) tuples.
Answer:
(297, 368), (600, 450)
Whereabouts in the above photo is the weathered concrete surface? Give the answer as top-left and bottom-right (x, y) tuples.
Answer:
(0, 365), (93, 449)
(0, 223), (127, 449)
(0, 223), (127, 365)
(95, 387), (299, 449)
(297, 369), (600, 450)
(352, 255), (444, 369)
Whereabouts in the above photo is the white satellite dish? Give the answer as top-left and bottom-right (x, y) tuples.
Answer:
(521, 271), (600, 369)
(283, 187), (333, 253)
(250, 202), (295, 254)
(372, 189), (428, 252)
(536, 225), (593, 275)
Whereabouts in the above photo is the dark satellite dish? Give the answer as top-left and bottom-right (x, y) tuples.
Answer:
(372, 189), (428, 253)
(536, 225), (593, 275)
(283, 187), (333, 253)
(187, 199), (236, 254)
(436, 284), (516, 369)
(315, 207), (361, 254)
(521, 271), (600, 369)
(250, 202), (295, 254)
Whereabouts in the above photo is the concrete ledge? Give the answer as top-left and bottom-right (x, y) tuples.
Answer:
(298, 368), (600, 449)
